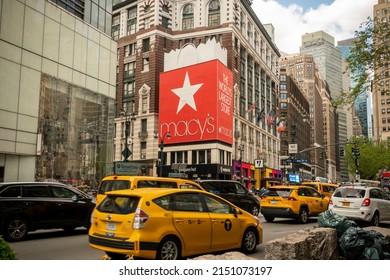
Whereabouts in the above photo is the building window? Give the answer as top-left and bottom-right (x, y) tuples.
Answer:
(124, 62), (136, 80)
(37, 74), (113, 182)
(182, 4), (194, 30)
(171, 151), (188, 164)
(141, 119), (147, 133)
(162, 16), (169, 28)
(141, 141), (146, 159)
(280, 84), (286, 90)
(280, 74), (287, 82)
(143, 38), (150, 52)
(127, 6), (137, 35)
(142, 57), (149, 72)
(124, 81), (135, 99)
(124, 43), (136, 57)
(144, 17), (151, 29)
(208, 0), (220, 26)
(112, 14), (120, 40)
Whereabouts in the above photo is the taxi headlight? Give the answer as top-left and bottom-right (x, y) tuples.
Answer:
(254, 216), (261, 226)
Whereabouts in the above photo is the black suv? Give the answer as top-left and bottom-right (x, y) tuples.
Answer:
(0, 182), (96, 242)
(196, 180), (260, 216)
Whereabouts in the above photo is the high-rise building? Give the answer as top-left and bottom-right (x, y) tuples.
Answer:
(0, 0), (117, 183)
(372, 0), (390, 143)
(337, 38), (365, 181)
(112, 0), (281, 189)
(279, 54), (326, 179)
(278, 68), (311, 181)
(337, 38), (369, 139)
(300, 31), (343, 100)
(300, 31), (344, 180)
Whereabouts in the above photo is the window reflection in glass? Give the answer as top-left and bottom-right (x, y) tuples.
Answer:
(36, 74), (114, 188)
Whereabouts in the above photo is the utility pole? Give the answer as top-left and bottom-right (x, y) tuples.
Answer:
(238, 144), (244, 184)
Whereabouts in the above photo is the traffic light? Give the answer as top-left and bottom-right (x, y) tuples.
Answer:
(352, 147), (360, 157)
(319, 151), (323, 159)
(355, 147), (360, 156)
(339, 148), (345, 157)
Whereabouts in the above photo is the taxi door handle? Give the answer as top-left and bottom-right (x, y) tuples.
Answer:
(174, 219), (185, 224)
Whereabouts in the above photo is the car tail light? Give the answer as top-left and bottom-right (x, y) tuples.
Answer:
(133, 208), (149, 229)
(362, 198), (371, 206)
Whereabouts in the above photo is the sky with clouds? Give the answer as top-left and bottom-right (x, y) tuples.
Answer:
(251, 0), (377, 54)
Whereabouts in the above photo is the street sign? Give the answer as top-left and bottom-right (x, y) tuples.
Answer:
(288, 144), (298, 154)
(254, 159), (264, 168)
(294, 158), (308, 163)
(114, 161), (143, 175)
(122, 147), (132, 160)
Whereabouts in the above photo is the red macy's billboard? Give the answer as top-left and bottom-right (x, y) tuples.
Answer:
(159, 59), (233, 145)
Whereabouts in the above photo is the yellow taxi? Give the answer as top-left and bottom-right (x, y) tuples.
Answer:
(89, 188), (263, 260)
(260, 185), (330, 223)
(96, 175), (205, 205)
(302, 181), (339, 198)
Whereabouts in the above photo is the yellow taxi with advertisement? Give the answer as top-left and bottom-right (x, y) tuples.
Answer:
(96, 175), (205, 205)
(89, 188), (263, 260)
(302, 181), (339, 198)
(260, 185), (330, 223)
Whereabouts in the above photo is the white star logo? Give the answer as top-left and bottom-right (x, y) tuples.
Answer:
(171, 71), (203, 114)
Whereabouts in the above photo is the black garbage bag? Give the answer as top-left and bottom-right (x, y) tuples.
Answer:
(362, 247), (380, 260)
(339, 226), (375, 259)
(318, 210), (357, 236)
(364, 230), (390, 259)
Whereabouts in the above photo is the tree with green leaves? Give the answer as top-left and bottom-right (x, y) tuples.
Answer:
(345, 138), (390, 180)
(333, 11), (390, 106)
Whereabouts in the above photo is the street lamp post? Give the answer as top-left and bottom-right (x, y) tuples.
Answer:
(159, 131), (171, 177)
(121, 110), (136, 162)
(238, 144), (244, 184)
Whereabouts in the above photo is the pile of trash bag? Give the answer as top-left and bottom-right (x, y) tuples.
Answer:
(318, 210), (390, 260)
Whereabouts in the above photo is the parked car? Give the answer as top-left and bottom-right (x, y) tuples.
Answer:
(260, 185), (330, 223)
(196, 180), (261, 216)
(328, 184), (390, 226)
(302, 181), (339, 198)
(0, 182), (96, 242)
(97, 175), (205, 205)
(89, 188), (262, 260)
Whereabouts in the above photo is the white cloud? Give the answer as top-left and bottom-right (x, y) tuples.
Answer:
(251, 0), (377, 54)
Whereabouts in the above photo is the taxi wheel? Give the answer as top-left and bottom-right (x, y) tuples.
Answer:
(4, 216), (28, 242)
(297, 208), (308, 224)
(241, 228), (257, 254)
(157, 237), (182, 260)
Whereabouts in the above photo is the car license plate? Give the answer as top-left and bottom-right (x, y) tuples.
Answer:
(342, 202), (350, 207)
(106, 222), (116, 231)
(271, 200), (278, 204)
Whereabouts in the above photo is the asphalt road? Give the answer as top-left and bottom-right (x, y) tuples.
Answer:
(8, 216), (318, 260)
